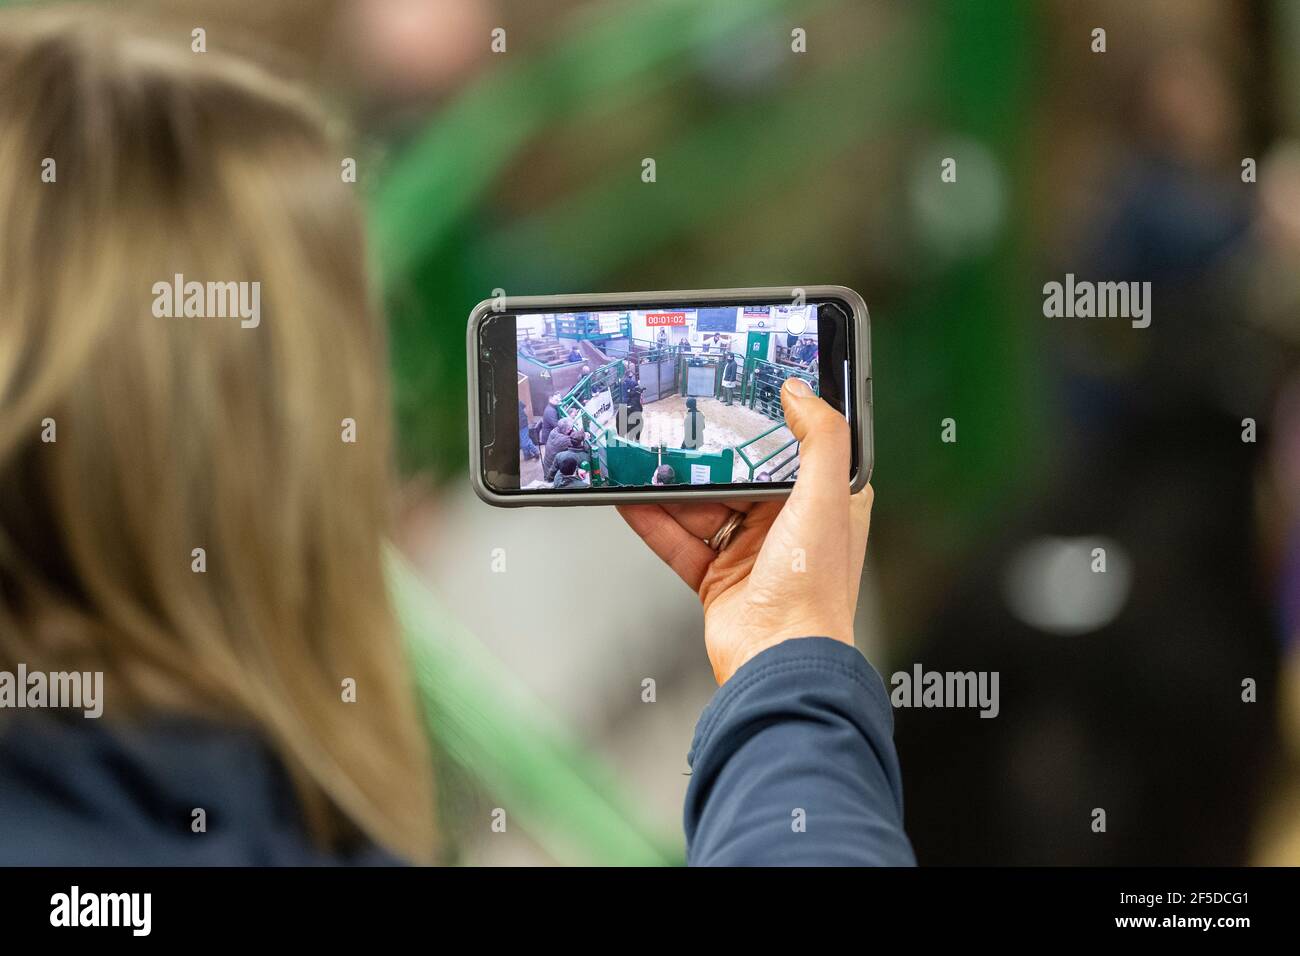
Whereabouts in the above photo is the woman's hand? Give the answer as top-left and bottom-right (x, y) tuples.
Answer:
(618, 378), (873, 685)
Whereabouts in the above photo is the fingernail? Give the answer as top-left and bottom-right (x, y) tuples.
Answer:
(785, 377), (812, 397)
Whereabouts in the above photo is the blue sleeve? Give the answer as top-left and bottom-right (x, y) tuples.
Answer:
(684, 637), (916, 866)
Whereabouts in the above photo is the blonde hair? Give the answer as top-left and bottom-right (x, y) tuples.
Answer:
(0, 7), (436, 861)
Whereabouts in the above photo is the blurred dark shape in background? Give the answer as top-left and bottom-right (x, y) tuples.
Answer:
(895, 1), (1298, 864)
(896, 411), (1276, 864)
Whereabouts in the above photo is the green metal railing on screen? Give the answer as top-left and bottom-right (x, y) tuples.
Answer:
(735, 422), (798, 481)
(742, 357), (816, 416)
(554, 360), (632, 486)
(557, 360), (627, 418)
(627, 337), (676, 364)
(730, 358), (813, 479)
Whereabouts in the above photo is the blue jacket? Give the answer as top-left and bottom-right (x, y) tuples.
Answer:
(685, 637), (916, 865)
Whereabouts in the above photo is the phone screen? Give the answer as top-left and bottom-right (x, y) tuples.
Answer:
(487, 298), (848, 494)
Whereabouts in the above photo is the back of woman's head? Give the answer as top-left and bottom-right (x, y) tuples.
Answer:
(0, 6), (435, 861)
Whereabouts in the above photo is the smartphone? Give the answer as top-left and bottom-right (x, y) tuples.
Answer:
(467, 286), (872, 506)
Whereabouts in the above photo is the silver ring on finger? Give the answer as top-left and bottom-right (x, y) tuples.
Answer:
(706, 510), (746, 552)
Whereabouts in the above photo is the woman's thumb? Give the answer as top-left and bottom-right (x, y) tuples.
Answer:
(780, 377), (850, 492)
